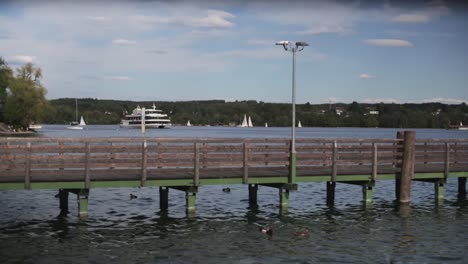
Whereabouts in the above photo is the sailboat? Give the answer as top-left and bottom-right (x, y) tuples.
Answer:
(298, 121), (302, 128)
(67, 99), (86, 130)
(238, 114), (248, 127)
(265, 122), (268, 127)
(187, 120), (192, 127)
(248, 116), (253, 127)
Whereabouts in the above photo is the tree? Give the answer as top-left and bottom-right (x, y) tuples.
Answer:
(0, 57), (13, 122)
(3, 63), (48, 129)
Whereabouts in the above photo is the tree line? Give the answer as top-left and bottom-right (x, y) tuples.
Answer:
(43, 98), (468, 128)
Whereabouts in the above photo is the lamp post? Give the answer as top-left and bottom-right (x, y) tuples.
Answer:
(276, 40), (308, 183)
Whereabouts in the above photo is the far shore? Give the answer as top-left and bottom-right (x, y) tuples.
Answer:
(0, 123), (38, 137)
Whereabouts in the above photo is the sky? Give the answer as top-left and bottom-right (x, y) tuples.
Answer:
(0, 0), (467, 104)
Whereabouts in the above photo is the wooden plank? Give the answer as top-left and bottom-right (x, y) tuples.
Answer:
(444, 142), (450, 178)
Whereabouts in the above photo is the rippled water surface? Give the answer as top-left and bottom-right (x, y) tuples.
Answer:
(1, 126), (467, 263)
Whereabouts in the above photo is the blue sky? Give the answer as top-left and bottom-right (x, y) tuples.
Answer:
(0, 0), (467, 104)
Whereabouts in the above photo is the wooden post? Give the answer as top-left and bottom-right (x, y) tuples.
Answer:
(399, 131), (416, 204)
(395, 131), (404, 201)
(326, 181), (336, 206)
(159, 187), (169, 211)
(59, 189), (69, 214)
(77, 189), (89, 218)
(193, 143), (200, 186)
(458, 177), (466, 200)
(331, 140), (337, 182)
(243, 142), (249, 184)
(248, 184), (258, 206)
(372, 143), (378, 182)
(141, 141), (148, 187)
(289, 140), (296, 184)
(444, 142), (450, 180)
(84, 142), (91, 189)
(24, 142), (31, 189)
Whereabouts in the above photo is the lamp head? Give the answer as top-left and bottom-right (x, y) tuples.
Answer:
(295, 41), (309, 47)
(276, 40), (289, 51)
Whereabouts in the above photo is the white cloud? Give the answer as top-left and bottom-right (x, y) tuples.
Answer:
(363, 98), (400, 104)
(110, 76), (133, 81)
(365, 39), (413, 47)
(112, 38), (137, 46)
(392, 14), (430, 23)
(191, 10), (235, 28)
(359, 73), (375, 79)
(391, 1), (449, 24)
(422, 98), (467, 104)
(296, 25), (352, 36)
(6, 55), (38, 65)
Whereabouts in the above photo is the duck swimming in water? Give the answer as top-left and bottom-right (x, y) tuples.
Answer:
(294, 227), (310, 237)
(130, 193), (138, 199)
(222, 187), (231, 193)
(260, 226), (273, 236)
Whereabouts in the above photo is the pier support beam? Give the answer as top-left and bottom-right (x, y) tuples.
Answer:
(159, 187), (169, 211)
(58, 189), (69, 214)
(434, 180), (444, 203)
(77, 189), (89, 218)
(326, 181), (336, 206)
(458, 177), (467, 200)
(248, 184), (258, 207)
(279, 188), (289, 213)
(362, 184), (373, 207)
(185, 191), (196, 214)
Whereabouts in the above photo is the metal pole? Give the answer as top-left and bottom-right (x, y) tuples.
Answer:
(292, 48), (296, 154)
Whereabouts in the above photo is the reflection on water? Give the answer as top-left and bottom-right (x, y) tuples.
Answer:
(1, 126), (467, 263)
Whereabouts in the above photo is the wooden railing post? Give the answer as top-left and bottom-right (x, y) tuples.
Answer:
(141, 140), (148, 187)
(444, 142), (450, 180)
(242, 142), (249, 184)
(193, 142), (200, 186)
(331, 140), (337, 182)
(372, 143), (378, 182)
(399, 131), (416, 204)
(24, 142), (31, 189)
(84, 142), (91, 189)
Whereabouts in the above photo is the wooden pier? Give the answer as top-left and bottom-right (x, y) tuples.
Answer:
(0, 131), (467, 216)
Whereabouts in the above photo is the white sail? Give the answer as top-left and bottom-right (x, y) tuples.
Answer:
(248, 116), (253, 127)
(79, 116), (86, 126)
(265, 122), (268, 127)
(298, 121), (302, 128)
(187, 120), (192, 127)
(241, 114), (248, 127)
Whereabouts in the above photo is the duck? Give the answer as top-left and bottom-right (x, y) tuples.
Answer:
(130, 193), (138, 199)
(222, 187), (231, 193)
(294, 227), (310, 237)
(260, 226), (273, 236)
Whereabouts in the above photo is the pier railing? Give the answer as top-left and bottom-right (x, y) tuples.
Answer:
(1, 137), (467, 185)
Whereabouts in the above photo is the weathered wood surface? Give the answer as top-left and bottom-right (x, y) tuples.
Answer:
(1, 137), (467, 184)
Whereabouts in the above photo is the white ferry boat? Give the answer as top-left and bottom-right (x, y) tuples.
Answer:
(120, 104), (172, 129)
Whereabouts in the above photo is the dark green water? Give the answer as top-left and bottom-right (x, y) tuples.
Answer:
(1, 126), (467, 263)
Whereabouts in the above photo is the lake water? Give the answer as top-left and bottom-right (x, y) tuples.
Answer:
(1, 126), (467, 263)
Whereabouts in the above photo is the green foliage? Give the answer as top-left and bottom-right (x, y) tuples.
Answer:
(41, 99), (468, 128)
(3, 63), (48, 129)
(0, 57), (14, 122)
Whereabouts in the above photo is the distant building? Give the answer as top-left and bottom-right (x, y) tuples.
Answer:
(335, 107), (345, 115)
(369, 110), (379, 115)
